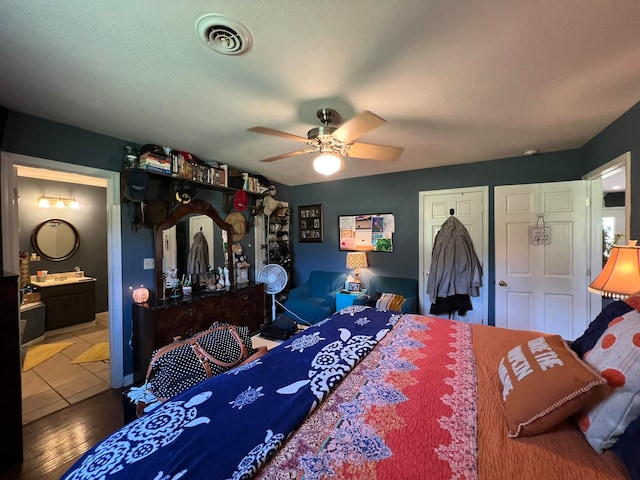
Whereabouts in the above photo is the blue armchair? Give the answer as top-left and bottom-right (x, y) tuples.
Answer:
(353, 275), (419, 314)
(283, 271), (348, 325)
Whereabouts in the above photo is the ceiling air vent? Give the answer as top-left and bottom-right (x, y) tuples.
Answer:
(195, 14), (252, 56)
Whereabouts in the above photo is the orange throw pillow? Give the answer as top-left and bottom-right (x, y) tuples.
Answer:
(498, 334), (608, 437)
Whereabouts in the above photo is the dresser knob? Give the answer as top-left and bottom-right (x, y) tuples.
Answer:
(187, 308), (196, 316)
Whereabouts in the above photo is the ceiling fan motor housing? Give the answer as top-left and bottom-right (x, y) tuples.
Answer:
(307, 126), (337, 140)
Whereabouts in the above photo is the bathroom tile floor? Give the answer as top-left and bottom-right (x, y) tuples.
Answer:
(20, 312), (110, 425)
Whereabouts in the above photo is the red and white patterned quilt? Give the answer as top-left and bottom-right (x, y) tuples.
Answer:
(257, 313), (479, 479)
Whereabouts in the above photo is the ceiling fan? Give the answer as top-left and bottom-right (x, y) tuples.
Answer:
(247, 108), (404, 174)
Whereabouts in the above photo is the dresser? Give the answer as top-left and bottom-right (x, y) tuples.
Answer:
(132, 282), (265, 383)
(0, 273), (23, 469)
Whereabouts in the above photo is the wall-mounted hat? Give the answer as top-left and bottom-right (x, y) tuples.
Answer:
(175, 180), (197, 205)
(124, 169), (149, 202)
(225, 212), (247, 242)
(263, 195), (279, 216)
(139, 144), (166, 156)
(143, 200), (169, 227)
(233, 190), (248, 211)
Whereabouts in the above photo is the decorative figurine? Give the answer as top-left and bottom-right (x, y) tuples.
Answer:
(223, 266), (231, 287)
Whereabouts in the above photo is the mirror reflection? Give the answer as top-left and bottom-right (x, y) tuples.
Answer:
(162, 214), (226, 287)
(154, 199), (235, 297)
(31, 218), (80, 261)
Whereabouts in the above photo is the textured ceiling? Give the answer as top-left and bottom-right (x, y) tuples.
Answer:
(1, 1), (640, 186)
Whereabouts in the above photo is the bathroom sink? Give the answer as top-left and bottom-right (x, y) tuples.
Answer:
(30, 272), (96, 287)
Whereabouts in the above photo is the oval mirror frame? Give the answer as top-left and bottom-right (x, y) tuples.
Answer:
(31, 218), (80, 261)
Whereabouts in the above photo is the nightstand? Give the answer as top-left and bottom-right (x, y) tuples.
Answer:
(336, 289), (367, 310)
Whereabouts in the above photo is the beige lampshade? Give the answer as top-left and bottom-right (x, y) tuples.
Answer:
(588, 243), (640, 299)
(346, 252), (368, 270)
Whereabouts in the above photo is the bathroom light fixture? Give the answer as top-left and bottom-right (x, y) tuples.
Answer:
(37, 195), (80, 210)
(313, 152), (342, 176)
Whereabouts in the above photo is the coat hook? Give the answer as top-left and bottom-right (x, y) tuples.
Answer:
(449, 208), (455, 215)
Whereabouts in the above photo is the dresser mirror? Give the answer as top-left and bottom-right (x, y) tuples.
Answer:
(154, 199), (235, 296)
(31, 218), (80, 261)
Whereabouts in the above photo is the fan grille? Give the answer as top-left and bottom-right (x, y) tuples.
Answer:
(258, 264), (288, 294)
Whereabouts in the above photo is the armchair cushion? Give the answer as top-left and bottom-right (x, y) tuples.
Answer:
(284, 271), (348, 325)
(353, 275), (418, 314)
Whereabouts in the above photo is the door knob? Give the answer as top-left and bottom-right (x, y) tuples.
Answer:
(498, 280), (507, 287)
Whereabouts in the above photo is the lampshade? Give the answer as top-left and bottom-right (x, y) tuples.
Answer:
(313, 153), (342, 175)
(346, 252), (368, 270)
(588, 243), (640, 299)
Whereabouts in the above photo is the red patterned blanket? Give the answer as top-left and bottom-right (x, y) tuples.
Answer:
(257, 314), (478, 479)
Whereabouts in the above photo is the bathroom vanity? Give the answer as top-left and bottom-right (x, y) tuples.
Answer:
(30, 272), (96, 330)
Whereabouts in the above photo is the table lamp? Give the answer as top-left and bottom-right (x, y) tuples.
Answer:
(588, 241), (640, 300)
(346, 252), (368, 285)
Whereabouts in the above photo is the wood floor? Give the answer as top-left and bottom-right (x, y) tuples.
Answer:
(0, 388), (125, 480)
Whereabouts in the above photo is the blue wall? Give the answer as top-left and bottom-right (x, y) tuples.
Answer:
(2, 101), (639, 376)
(581, 102), (640, 238)
(290, 149), (585, 322)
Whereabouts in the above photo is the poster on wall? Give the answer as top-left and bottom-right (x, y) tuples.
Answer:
(338, 213), (394, 252)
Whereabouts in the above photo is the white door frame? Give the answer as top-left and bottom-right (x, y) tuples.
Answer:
(418, 186), (489, 321)
(0, 152), (124, 388)
(583, 151), (631, 321)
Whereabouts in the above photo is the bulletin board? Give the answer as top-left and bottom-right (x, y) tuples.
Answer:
(338, 213), (395, 252)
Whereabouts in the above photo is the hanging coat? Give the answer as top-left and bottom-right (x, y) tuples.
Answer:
(426, 216), (482, 312)
(187, 231), (210, 282)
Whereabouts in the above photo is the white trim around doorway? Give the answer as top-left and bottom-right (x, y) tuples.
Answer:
(0, 152), (124, 388)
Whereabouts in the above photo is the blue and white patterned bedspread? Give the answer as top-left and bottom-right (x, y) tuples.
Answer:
(61, 306), (400, 480)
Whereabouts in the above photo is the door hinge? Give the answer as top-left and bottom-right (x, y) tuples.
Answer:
(586, 196), (590, 207)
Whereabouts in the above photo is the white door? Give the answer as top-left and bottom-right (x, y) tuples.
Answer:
(494, 181), (590, 339)
(420, 187), (488, 324)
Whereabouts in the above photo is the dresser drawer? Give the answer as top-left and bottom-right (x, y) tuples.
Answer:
(151, 300), (219, 346)
(132, 283), (265, 383)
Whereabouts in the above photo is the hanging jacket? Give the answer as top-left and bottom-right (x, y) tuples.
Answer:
(426, 216), (482, 302)
(187, 231), (210, 279)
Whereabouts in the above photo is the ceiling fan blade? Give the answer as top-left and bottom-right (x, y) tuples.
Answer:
(259, 147), (316, 163)
(248, 126), (309, 143)
(346, 142), (404, 162)
(332, 111), (387, 143)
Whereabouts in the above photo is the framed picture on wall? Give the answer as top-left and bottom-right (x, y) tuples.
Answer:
(298, 204), (323, 243)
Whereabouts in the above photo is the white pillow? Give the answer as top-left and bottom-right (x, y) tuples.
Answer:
(576, 309), (640, 453)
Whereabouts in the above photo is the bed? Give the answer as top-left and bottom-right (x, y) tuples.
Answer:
(61, 305), (637, 480)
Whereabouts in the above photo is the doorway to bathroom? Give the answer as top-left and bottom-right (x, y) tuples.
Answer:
(0, 152), (124, 405)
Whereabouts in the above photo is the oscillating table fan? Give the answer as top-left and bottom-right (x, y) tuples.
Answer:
(257, 263), (288, 322)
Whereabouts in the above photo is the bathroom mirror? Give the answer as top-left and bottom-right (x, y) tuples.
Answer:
(154, 199), (235, 296)
(31, 218), (80, 261)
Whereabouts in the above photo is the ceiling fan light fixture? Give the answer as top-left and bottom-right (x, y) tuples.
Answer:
(313, 153), (342, 175)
